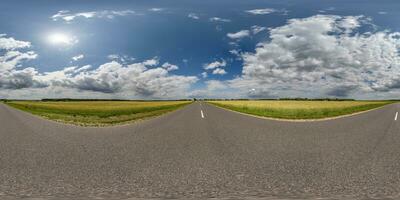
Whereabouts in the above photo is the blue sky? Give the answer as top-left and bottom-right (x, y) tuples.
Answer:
(0, 0), (400, 99)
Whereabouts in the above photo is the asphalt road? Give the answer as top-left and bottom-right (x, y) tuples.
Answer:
(0, 102), (399, 200)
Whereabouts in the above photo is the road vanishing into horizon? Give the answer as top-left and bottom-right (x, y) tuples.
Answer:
(0, 102), (399, 200)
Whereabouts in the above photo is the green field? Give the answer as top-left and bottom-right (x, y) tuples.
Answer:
(208, 100), (393, 120)
(5, 100), (191, 126)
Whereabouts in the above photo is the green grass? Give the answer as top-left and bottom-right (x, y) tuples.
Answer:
(208, 100), (394, 120)
(5, 100), (191, 126)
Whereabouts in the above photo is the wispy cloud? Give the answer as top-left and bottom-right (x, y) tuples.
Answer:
(51, 10), (136, 22)
(107, 54), (135, 63)
(148, 8), (163, 12)
(71, 54), (84, 61)
(246, 8), (277, 15)
(227, 26), (266, 41)
(251, 25), (267, 34)
(227, 30), (250, 40)
(209, 17), (231, 22)
(188, 13), (199, 20)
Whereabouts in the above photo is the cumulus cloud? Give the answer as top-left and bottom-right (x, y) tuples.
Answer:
(161, 62), (179, 71)
(227, 30), (250, 40)
(71, 54), (84, 61)
(51, 10), (135, 22)
(0, 36), (43, 89)
(212, 68), (227, 75)
(203, 60), (227, 76)
(188, 13), (199, 20)
(0, 35), (197, 99)
(0, 67), (46, 89)
(44, 60), (197, 97)
(246, 8), (277, 15)
(203, 60), (226, 70)
(209, 17), (231, 23)
(229, 15), (400, 98)
(0, 34), (31, 49)
(0, 50), (37, 71)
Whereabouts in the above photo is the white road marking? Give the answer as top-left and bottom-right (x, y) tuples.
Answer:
(395, 112), (398, 121)
(201, 110), (204, 118)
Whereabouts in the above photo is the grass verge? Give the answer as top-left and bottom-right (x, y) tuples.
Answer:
(208, 100), (394, 120)
(5, 100), (191, 126)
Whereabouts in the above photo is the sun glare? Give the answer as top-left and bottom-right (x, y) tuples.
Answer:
(47, 33), (77, 45)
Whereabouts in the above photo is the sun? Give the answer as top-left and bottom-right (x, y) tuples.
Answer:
(47, 33), (77, 46)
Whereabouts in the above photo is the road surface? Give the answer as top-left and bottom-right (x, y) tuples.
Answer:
(0, 102), (399, 200)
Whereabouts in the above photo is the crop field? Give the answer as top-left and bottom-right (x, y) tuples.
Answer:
(5, 100), (191, 126)
(208, 100), (393, 120)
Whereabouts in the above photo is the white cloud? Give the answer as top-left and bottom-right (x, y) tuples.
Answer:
(229, 15), (400, 98)
(51, 10), (136, 22)
(107, 54), (119, 60)
(71, 54), (84, 61)
(189, 80), (234, 98)
(0, 35), (197, 99)
(212, 68), (227, 75)
(251, 25), (267, 34)
(203, 60), (226, 70)
(246, 8), (277, 15)
(107, 54), (120, 60)
(188, 13), (199, 20)
(201, 72), (208, 78)
(143, 58), (159, 66)
(338, 16), (364, 33)
(0, 35), (31, 50)
(0, 36), (42, 89)
(0, 50), (37, 71)
(42, 60), (197, 97)
(0, 67), (46, 90)
(205, 80), (228, 90)
(204, 60), (227, 76)
(229, 49), (241, 57)
(227, 30), (251, 40)
(107, 54), (135, 63)
(149, 8), (163, 12)
(378, 11), (388, 15)
(209, 17), (231, 23)
(227, 26), (266, 42)
(161, 62), (179, 71)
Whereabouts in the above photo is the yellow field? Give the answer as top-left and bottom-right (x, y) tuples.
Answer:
(208, 100), (392, 119)
(209, 100), (388, 109)
(8, 101), (190, 111)
(6, 101), (191, 126)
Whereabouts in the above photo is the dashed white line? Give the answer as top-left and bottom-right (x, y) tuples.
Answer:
(395, 112), (398, 121)
(201, 110), (205, 118)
